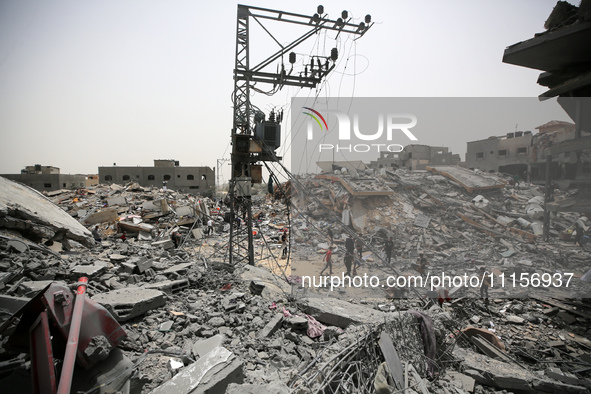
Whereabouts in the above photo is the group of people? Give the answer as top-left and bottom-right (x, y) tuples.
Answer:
(320, 235), (363, 276)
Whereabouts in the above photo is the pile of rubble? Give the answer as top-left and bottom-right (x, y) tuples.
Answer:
(0, 171), (590, 393)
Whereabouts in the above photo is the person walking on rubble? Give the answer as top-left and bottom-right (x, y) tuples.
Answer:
(344, 250), (353, 277)
(345, 235), (355, 256)
(327, 228), (334, 245)
(513, 174), (520, 187)
(479, 266), (491, 305)
(415, 253), (428, 276)
(320, 246), (334, 276)
(574, 220), (587, 247)
(172, 231), (182, 248)
(281, 231), (288, 259)
(207, 218), (214, 236)
(384, 237), (394, 265)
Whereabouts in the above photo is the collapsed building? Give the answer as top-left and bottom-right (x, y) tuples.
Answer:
(1, 158), (591, 393)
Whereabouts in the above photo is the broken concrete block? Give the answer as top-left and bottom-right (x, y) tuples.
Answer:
(533, 378), (589, 394)
(447, 371), (475, 393)
(192, 334), (225, 358)
(142, 279), (189, 294)
(109, 254), (127, 262)
(249, 280), (265, 295)
(505, 315), (525, 324)
(151, 347), (243, 394)
(175, 206), (194, 217)
(285, 316), (308, 330)
(0, 176), (94, 246)
(84, 208), (118, 225)
(161, 262), (193, 274)
(92, 287), (165, 321)
(20, 280), (66, 296)
(119, 262), (136, 275)
(7, 240), (27, 253)
(72, 264), (107, 278)
(152, 239), (174, 250)
(107, 196), (127, 207)
(258, 314), (283, 339)
(454, 347), (537, 392)
(300, 297), (390, 328)
(545, 367), (585, 386)
(133, 257), (153, 273)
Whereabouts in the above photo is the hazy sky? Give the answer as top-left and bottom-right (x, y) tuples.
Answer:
(0, 0), (575, 183)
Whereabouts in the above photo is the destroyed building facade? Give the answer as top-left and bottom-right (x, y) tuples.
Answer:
(464, 120), (590, 183)
(369, 144), (461, 172)
(98, 159), (215, 195)
(0, 164), (89, 192)
(465, 131), (533, 176)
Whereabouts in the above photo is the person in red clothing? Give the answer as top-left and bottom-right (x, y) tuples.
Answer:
(120, 232), (127, 242)
(320, 246), (334, 275)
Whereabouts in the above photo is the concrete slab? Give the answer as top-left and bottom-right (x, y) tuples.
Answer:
(151, 347), (243, 394)
(300, 297), (392, 329)
(192, 334), (225, 358)
(133, 257), (153, 273)
(20, 280), (66, 295)
(152, 239), (174, 250)
(84, 208), (118, 226)
(426, 166), (506, 193)
(0, 176), (94, 246)
(447, 371), (475, 393)
(454, 347), (550, 393)
(161, 262), (194, 274)
(142, 279), (189, 294)
(107, 196), (127, 207)
(92, 288), (165, 321)
(258, 314), (283, 339)
(176, 206), (194, 217)
(72, 264), (107, 277)
(109, 254), (127, 262)
(7, 240), (27, 253)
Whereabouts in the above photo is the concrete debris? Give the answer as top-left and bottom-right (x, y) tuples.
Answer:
(92, 287), (166, 321)
(0, 167), (590, 393)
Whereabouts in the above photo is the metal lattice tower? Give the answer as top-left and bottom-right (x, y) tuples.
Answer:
(229, 4), (373, 265)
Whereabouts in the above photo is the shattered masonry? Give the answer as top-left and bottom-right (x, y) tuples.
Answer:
(0, 162), (590, 394)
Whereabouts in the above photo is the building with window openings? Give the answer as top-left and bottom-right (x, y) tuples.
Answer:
(1, 164), (88, 192)
(98, 159), (215, 195)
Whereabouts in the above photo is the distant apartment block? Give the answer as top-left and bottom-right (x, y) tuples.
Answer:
(465, 131), (533, 175)
(370, 145), (461, 171)
(465, 121), (590, 181)
(0, 164), (88, 192)
(98, 159), (215, 195)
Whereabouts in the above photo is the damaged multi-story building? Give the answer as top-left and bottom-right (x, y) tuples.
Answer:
(465, 131), (533, 176)
(98, 159), (215, 195)
(464, 120), (591, 184)
(369, 144), (461, 172)
(0, 164), (89, 192)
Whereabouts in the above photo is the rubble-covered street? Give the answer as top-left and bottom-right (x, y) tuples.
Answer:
(1, 167), (591, 393)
